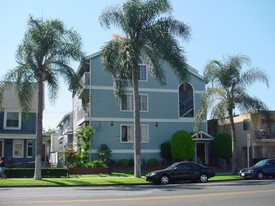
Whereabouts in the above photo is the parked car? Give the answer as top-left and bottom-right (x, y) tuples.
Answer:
(145, 161), (215, 184)
(239, 158), (275, 179)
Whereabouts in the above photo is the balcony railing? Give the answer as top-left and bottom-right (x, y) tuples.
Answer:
(257, 130), (275, 140)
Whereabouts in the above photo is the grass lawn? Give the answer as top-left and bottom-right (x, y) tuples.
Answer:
(0, 173), (240, 186)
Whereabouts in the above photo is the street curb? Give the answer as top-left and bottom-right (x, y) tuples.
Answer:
(0, 178), (241, 188)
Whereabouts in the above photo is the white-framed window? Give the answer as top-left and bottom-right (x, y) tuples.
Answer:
(139, 64), (147, 81)
(26, 140), (33, 158)
(121, 124), (149, 143)
(179, 84), (194, 117)
(121, 94), (148, 112)
(138, 58), (148, 81)
(13, 140), (24, 158)
(4, 111), (21, 130)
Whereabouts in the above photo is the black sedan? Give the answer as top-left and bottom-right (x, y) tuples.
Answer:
(145, 161), (215, 184)
(239, 158), (275, 179)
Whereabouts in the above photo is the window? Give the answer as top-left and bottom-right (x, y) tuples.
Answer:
(121, 125), (149, 143)
(138, 58), (147, 81)
(177, 163), (191, 170)
(179, 84), (194, 117)
(270, 120), (275, 133)
(121, 94), (148, 112)
(243, 119), (250, 131)
(13, 140), (24, 158)
(139, 65), (147, 81)
(4, 111), (21, 129)
(26, 140), (33, 158)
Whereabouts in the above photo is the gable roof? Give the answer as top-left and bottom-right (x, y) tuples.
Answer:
(77, 51), (204, 81)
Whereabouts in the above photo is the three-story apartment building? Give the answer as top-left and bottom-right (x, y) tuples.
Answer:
(73, 52), (212, 164)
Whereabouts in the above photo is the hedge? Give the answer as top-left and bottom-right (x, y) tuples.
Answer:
(5, 168), (68, 178)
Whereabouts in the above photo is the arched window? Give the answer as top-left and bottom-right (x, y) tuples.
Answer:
(179, 84), (194, 117)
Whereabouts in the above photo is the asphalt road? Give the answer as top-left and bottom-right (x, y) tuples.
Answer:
(1, 180), (275, 206)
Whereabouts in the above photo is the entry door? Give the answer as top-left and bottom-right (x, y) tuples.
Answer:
(196, 143), (205, 165)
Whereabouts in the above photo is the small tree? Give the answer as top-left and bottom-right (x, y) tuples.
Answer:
(213, 132), (232, 171)
(213, 132), (232, 159)
(97, 144), (112, 164)
(59, 148), (78, 167)
(75, 125), (95, 164)
(171, 130), (194, 161)
(160, 142), (171, 163)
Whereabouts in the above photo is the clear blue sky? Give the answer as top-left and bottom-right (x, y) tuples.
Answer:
(1, 0), (274, 130)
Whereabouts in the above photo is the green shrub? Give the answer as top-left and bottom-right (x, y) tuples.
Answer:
(118, 159), (129, 166)
(160, 142), (171, 160)
(97, 144), (112, 163)
(213, 132), (232, 158)
(171, 130), (194, 160)
(5, 168), (68, 178)
(41, 168), (68, 177)
(59, 148), (78, 167)
(86, 160), (106, 168)
(69, 162), (83, 168)
(128, 159), (134, 166)
(147, 158), (159, 166)
(70, 160), (106, 168)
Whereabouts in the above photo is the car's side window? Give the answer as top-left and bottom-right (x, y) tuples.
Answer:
(191, 164), (200, 169)
(178, 163), (191, 170)
(269, 160), (275, 166)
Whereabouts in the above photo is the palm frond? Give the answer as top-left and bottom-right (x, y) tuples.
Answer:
(101, 39), (131, 100)
(240, 67), (269, 88)
(156, 17), (191, 40)
(99, 5), (123, 29)
(143, 25), (189, 83)
(2, 65), (36, 113)
(140, 0), (171, 27)
(141, 45), (166, 86)
(203, 60), (223, 83)
(52, 61), (82, 96)
(236, 91), (268, 112)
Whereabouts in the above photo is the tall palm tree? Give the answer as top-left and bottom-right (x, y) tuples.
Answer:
(194, 54), (269, 173)
(0, 16), (84, 180)
(99, 0), (191, 177)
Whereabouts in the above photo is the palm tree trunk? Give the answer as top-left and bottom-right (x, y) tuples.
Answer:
(133, 70), (141, 178)
(34, 81), (44, 180)
(229, 113), (237, 174)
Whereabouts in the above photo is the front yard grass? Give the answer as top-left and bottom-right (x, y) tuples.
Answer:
(0, 173), (240, 186)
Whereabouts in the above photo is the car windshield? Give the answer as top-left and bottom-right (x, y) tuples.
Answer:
(253, 159), (268, 167)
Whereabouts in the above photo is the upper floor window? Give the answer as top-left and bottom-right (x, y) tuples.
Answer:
(121, 94), (148, 112)
(261, 119), (275, 133)
(138, 58), (148, 81)
(4, 111), (21, 130)
(243, 119), (250, 131)
(179, 84), (194, 117)
(121, 124), (149, 143)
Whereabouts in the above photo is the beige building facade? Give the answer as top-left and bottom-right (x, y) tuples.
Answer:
(208, 111), (275, 170)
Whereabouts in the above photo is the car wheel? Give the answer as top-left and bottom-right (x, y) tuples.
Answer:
(199, 174), (208, 183)
(160, 175), (169, 184)
(256, 171), (264, 179)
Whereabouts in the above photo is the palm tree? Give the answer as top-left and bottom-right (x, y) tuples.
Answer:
(194, 54), (269, 173)
(0, 16), (84, 180)
(99, 0), (191, 177)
